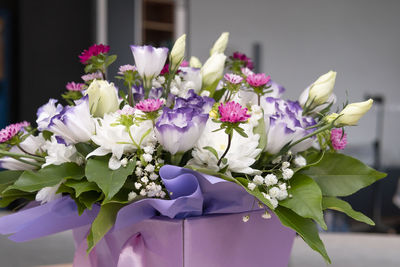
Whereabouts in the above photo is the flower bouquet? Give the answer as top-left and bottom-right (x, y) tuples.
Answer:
(0, 33), (386, 266)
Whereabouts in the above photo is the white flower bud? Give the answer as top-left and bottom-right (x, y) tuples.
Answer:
(336, 99), (373, 126)
(170, 34), (186, 71)
(134, 182), (142, 190)
(128, 191), (137, 201)
(189, 56), (202, 68)
(143, 153), (153, 162)
(201, 53), (227, 88)
(210, 32), (229, 55)
(281, 161), (290, 169)
(144, 164), (155, 173)
(306, 71), (337, 107)
(85, 80), (119, 117)
(269, 187), (280, 198)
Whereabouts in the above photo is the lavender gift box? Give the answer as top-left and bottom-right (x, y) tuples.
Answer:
(73, 210), (295, 267)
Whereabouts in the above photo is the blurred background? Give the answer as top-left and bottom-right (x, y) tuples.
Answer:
(0, 0), (399, 266)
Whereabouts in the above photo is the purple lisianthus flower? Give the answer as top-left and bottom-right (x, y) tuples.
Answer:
(48, 96), (95, 144)
(155, 107), (208, 155)
(264, 97), (316, 154)
(174, 89), (215, 114)
(131, 85), (163, 103)
(36, 99), (64, 131)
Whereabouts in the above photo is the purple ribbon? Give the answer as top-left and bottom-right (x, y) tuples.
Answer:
(0, 165), (255, 242)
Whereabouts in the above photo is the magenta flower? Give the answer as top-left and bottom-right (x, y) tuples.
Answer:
(118, 64), (136, 75)
(135, 99), (164, 113)
(218, 101), (251, 123)
(79, 44), (110, 64)
(180, 60), (189, 67)
(81, 71), (103, 82)
(65, 82), (84, 91)
(0, 121), (30, 143)
(232, 52), (254, 69)
(330, 128), (347, 150)
(224, 73), (243, 84)
(246, 73), (271, 87)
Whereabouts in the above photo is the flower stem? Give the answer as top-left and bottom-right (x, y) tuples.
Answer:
(287, 124), (332, 150)
(217, 132), (232, 166)
(0, 150), (45, 162)
(127, 81), (134, 106)
(171, 152), (184, 166)
(17, 145), (39, 158)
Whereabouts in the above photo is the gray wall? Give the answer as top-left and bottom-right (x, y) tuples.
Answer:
(189, 0), (400, 166)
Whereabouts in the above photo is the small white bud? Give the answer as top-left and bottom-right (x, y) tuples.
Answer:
(269, 187), (280, 198)
(248, 182), (256, 191)
(281, 161), (290, 169)
(144, 164), (155, 173)
(140, 189), (147, 196)
(141, 176), (149, 184)
(264, 174), (278, 186)
(282, 168), (294, 180)
(253, 175), (264, 185)
(128, 191), (137, 201)
(294, 155), (307, 167)
(143, 153), (153, 162)
(134, 182), (142, 190)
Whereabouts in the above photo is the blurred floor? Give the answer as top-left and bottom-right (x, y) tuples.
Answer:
(1, 211), (400, 267)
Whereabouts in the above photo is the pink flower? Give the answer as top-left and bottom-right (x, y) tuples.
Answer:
(65, 82), (84, 91)
(117, 105), (136, 116)
(224, 73), (243, 84)
(218, 101), (251, 123)
(160, 64), (170, 75)
(79, 44), (110, 64)
(180, 60), (189, 67)
(0, 121), (30, 143)
(330, 128), (347, 150)
(81, 71), (103, 82)
(241, 67), (254, 77)
(246, 73), (271, 87)
(135, 99), (164, 113)
(118, 64), (136, 75)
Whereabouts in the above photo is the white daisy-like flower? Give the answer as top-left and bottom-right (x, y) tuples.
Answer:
(42, 136), (80, 168)
(189, 119), (262, 175)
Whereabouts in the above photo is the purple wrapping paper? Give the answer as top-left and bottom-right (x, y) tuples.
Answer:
(73, 210), (295, 267)
(0, 165), (295, 266)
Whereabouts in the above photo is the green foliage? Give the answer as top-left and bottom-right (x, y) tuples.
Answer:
(0, 170), (23, 194)
(85, 155), (135, 203)
(274, 206), (331, 264)
(5, 163), (85, 193)
(64, 179), (101, 197)
(252, 110), (267, 154)
(301, 153), (386, 197)
(0, 189), (35, 208)
(280, 173), (326, 230)
(75, 143), (96, 157)
(212, 88), (227, 102)
(87, 203), (124, 252)
(322, 196), (374, 225)
(203, 146), (219, 160)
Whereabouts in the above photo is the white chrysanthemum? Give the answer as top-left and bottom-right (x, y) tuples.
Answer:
(42, 136), (80, 167)
(87, 112), (155, 170)
(189, 119), (262, 175)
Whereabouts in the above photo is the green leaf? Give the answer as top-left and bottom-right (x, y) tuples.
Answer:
(105, 54), (117, 67)
(75, 143), (96, 157)
(64, 179), (101, 197)
(300, 153), (386, 197)
(203, 146), (219, 160)
(79, 191), (102, 210)
(5, 163), (85, 193)
(253, 110), (267, 154)
(274, 206), (331, 264)
(322, 196), (374, 226)
(212, 88), (227, 102)
(0, 189), (35, 207)
(0, 170), (23, 194)
(85, 156), (135, 202)
(280, 173), (326, 230)
(87, 203), (124, 252)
